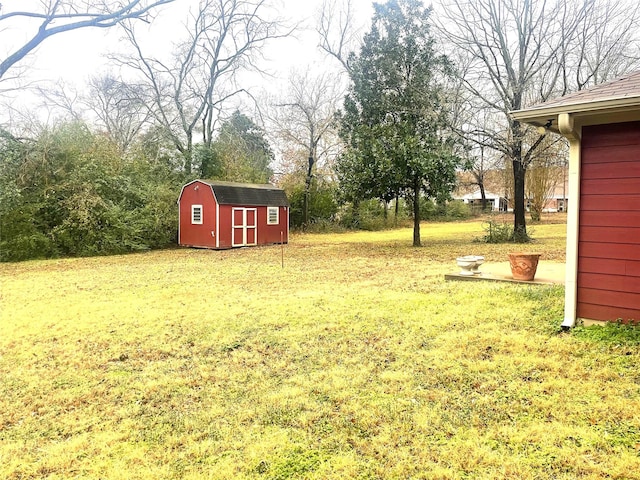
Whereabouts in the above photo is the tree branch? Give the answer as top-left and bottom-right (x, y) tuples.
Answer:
(0, 0), (175, 79)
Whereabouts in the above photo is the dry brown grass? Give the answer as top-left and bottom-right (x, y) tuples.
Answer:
(1, 220), (639, 479)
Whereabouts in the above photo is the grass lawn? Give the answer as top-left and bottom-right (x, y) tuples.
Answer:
(1, 219), (639, 479)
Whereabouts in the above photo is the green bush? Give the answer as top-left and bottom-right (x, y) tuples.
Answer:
(0, 233), (58, 262)
(417, 197), (437, 220)
(301, 218), (346, 234)
(287, 182), (339, 228)
(337, 199), (404, 231)
(478, 218), (514, 243)
(338, 196), (468, 231)
(445, 200), (472, 219)
(405, 198), (472, 221)
(0, 122), (181, 261)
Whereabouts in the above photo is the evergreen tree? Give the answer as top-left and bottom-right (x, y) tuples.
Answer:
(337, 0), (461, 246)
(207, 110), (274, 184)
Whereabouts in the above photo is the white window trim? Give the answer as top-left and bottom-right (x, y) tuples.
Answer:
(191, 204), (203, 224)
(267, 206), (279, 225)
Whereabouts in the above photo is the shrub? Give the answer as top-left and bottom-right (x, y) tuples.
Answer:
(404, 198), (472, 221)
(0, 233), (58, 262)
(286, 182), (338, 228)
(337, 199), (404, 231)
(303, 219), (346, 234)
(444, 200), (472, 219)
(0, 122), (181, 261)
(478, 218), (514, 243)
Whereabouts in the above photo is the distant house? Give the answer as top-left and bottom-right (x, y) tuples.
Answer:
(525, 175), (570, 213)
(512, 71), (640, 326)
(455, 169), (569, 214)
(453, 189), (508, 212)
(178, 180), (289, 249)
(544, 180), (570, 213)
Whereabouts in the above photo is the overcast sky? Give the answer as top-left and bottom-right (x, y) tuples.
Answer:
(1, 0), (374, 121)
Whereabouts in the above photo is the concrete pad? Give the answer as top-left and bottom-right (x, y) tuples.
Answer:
(445, 261), (565, 285)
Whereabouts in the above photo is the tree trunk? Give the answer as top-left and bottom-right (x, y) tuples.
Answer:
(352, 198), (360, 227)
(512, 158), (528, 242)
(183, 131), (194, 175)
(184, 150), (192, 175)
(394, 195), (399, 226)
(479, 182), (487, 211)
(511, 119), (529, 242)
(412, 176), (421, 247)
(303, 155), (314, 227)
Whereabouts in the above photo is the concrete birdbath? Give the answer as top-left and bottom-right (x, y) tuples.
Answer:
(456, 255), (485, 276)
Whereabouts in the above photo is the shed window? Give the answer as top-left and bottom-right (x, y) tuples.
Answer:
(191, 205), (203, 224)
(267, 206), (279, 225)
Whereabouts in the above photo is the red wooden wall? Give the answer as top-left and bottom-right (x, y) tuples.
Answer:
(178, 181), (217, 248)
(577, 121), (640, 322)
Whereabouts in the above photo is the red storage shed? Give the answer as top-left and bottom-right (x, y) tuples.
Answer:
(512, 71), (640, 326)
(178, 180), (289, 249)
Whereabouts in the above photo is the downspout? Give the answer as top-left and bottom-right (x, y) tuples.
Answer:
(558, 113), (581, 329)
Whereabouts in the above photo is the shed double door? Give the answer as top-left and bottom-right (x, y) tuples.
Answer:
(232, 208), (257, 247)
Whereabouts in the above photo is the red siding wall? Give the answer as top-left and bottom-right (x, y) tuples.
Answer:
(257, 205), (289, 245)
(577, 121), (640, 322)
(217, 204), (232, 248)
(178, 181), (218, 248)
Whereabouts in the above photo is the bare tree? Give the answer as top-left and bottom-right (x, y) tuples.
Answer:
(559, 0), (640, 92)
(117, 0), (289, 174)
(0, 0), (174, 80)
(316, 0), (361, 73)
(35, 80), (85, 122)
(463, 145), (502, 211)
(269, 69), (343, 226)
(27, 74), (149, 152)
(526, 136), (567, 221)
(436, 0), (640, 241)
(447, 72), (503, 212)
(444, 55), (504, 212)
(85, 74), (151, 153)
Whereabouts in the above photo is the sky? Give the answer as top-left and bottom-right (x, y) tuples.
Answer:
(0, 0), (374, 122)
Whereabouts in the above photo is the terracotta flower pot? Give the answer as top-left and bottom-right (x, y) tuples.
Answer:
(508, 252), (541, 281)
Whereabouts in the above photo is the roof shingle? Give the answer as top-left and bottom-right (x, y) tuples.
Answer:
(202, 180), (289, 207)
(525, 70), (640, 111)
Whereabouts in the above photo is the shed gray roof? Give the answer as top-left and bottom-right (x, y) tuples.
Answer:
(202, 180), (289, 207)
